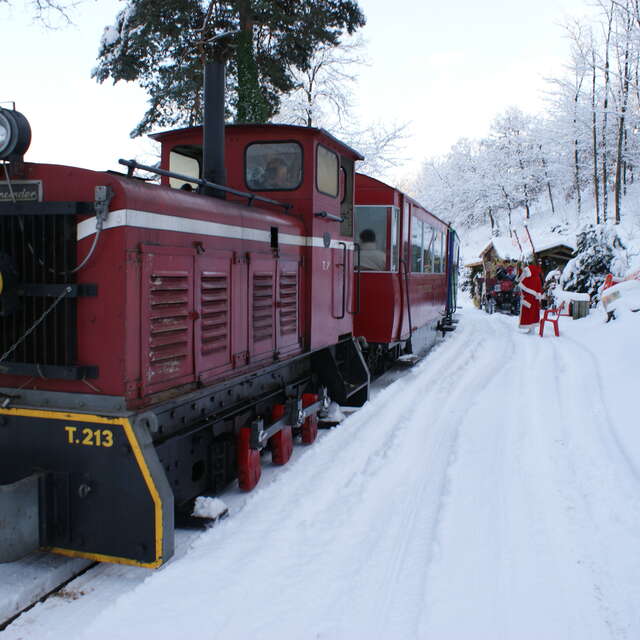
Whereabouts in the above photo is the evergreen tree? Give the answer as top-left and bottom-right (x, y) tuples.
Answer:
(93, 0), (365, 135)
(561, 224), (628, 302)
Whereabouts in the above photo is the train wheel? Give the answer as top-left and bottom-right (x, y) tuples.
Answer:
(237, 427), (261, 491)
(270, 404), (293, 465)
(301, 393), (319, 445)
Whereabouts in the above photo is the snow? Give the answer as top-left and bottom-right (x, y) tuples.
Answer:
(554, 289), (590, 302)
(4, 299), (640, 639)
(475, 234), (576, 265)
(0, 554), (91, 624)
(191, 497), (228, 520)
(100, 25), (119, 48)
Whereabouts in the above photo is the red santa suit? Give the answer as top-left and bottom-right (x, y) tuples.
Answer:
(517, 263), (543, 331)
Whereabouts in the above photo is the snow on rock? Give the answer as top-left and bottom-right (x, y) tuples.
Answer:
(191, 497), (228, 520)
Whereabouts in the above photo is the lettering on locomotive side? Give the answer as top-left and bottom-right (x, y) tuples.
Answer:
(0, 181), (42, 202)
(64, 425), (114, 448)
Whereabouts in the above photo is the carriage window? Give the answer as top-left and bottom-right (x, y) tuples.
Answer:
(317, 145), (339, 197)
(355, 206), (389, 271)
(433, 231), (443, 273)
(390, 207), (400, 271)
(411, 218), (423, 273)
(246, 142), (302, 191)
(423, 225), (435, 273)
(169, 151), (200, 190)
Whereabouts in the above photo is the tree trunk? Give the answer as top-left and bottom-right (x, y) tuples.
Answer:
(573, 81), (582, 216)
(539, 147), (556, 214)
(592, 46), (600, 224)
(235, 0), (270, 124)
(613, 6), (631, 225)
(601, 4), (614, 223)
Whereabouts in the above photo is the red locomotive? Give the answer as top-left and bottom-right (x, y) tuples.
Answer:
(0, 63), (457, 569)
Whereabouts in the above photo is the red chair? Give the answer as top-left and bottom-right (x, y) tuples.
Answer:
(539, 302), (565, 337)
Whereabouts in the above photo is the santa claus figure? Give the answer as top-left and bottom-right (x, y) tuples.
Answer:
(517, 262), (543, 332)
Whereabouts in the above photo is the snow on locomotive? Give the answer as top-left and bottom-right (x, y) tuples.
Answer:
(0, 64), (457, 569)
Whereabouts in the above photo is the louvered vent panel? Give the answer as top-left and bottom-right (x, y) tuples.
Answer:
(279, 272), (298, 336)
(201, 273), (228, 356)
(148, 272), (190, 367)
(253, 273), (274, 344)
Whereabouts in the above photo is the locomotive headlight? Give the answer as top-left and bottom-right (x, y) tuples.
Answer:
(0, 108), (32, 160)
(0, 114), (10, 149)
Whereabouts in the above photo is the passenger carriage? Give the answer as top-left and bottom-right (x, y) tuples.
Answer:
(354, 174), (459, 373)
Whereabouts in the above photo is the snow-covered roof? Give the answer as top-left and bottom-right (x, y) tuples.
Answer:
(477, 235), (575, 262)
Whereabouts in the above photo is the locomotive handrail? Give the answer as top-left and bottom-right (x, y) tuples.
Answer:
(118, 159), (293, 211)
(349, 242), (361, 315)
(400, 258), (413, 350)
(314, 211), (344, 223)
(336, 241), (348, 319)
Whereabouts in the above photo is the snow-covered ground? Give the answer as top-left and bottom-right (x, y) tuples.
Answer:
(3, 299), (639, 640)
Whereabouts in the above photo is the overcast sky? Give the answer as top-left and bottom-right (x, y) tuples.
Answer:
(1, 0), (595, 180)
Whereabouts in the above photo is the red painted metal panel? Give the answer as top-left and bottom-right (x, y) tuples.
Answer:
(195, 250), (233, 378)
(249, 254), (277, 362)
(276, 258), (300, 353)
(140, 246), (196, 395)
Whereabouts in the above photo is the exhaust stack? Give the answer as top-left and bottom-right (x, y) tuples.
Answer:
(202, 61), (227, 199)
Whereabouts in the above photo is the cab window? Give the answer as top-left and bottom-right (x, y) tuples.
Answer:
(317, 145), (339, 197)
(246, 142), (302, 191)
(169, 149), (200, 190)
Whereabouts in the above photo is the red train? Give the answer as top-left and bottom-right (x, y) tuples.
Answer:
(0, 64), (458, 568)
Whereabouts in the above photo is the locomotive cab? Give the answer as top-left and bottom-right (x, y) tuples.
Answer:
(152, 123), (361, 228)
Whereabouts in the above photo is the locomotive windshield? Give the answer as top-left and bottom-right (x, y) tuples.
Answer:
(246, 142), (302, 191)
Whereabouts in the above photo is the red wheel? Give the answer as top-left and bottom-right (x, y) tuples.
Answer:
(301, 414), (318, 444)
(270, 404), (293, 465)
(237, 427), (261, 491)
(301, 393), (319, 444)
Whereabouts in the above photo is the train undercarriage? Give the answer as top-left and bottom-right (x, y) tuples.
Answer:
(0, 338), (369, 568)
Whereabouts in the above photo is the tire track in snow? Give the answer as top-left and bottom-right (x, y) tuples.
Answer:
(419, 314), (615, 639)
(368, 312), (517, 638)
(544, 333), (640, 639)
(560, 334), (640, 486)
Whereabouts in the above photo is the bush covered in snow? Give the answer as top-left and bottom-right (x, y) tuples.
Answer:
(561, 224), (628, 303)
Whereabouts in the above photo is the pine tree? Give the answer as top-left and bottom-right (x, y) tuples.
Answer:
(93, 0), (365, 135)
(560, 225), (628, 302)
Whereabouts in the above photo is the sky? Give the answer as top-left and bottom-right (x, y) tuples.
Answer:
(1, 0), (596, 181)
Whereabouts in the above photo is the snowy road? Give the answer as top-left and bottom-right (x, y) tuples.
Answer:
(4, 305), (640, 640)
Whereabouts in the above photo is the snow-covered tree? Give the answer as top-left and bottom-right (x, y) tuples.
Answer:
(561, 224), (628, 301)
(0, 0), (78, 26)
(273, 35), (409, 179)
